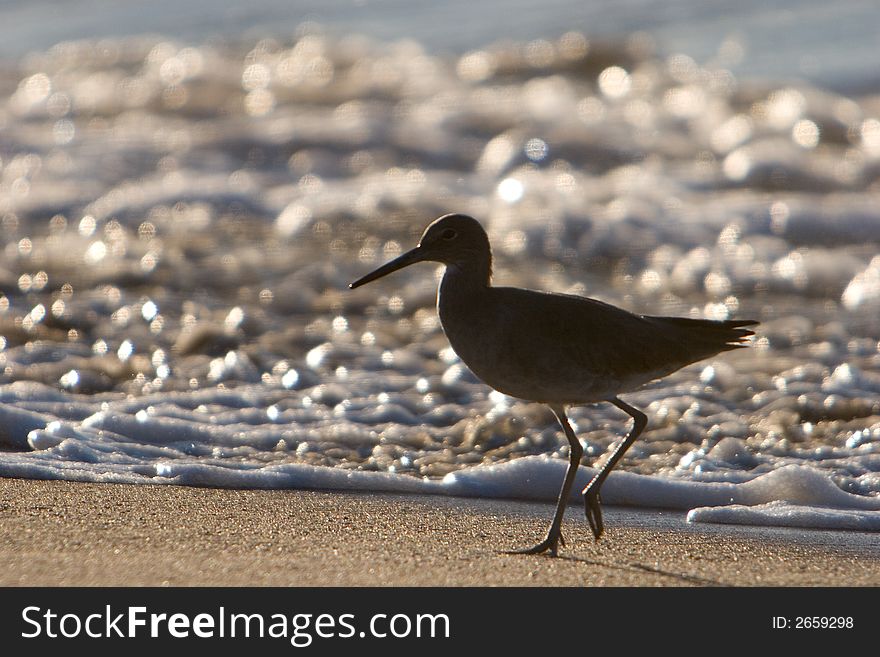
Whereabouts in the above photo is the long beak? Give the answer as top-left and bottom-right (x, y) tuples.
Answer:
(349, 246), (424, 289)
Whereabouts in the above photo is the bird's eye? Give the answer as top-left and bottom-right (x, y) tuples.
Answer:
(441, 228), (457, 240)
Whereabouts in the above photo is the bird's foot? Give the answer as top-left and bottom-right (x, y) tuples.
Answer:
(506, 529), (565, 557)
(583, 488), (604, 541)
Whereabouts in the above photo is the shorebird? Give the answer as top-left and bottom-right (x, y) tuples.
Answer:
(350, 213), (757, 556)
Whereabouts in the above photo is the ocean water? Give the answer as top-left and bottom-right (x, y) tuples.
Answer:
(1, 1), (880, 533)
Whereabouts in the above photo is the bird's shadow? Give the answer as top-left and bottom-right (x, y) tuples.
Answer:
(502, 549), (726, 586)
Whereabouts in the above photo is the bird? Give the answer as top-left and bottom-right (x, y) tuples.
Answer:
(349, 213), (757, 556)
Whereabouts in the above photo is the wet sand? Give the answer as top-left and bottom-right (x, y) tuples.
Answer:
(0, 477), (877, 587)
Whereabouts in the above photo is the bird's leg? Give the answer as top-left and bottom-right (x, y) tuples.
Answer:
(510, 405), (583, 557)
(582, 397), (647, 541)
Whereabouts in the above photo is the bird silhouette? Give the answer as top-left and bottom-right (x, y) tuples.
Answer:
(351, 213), (757, 555)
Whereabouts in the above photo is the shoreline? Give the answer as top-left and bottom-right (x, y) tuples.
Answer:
(0, 477), (877, 586)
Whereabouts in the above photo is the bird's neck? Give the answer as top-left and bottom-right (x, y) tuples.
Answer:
(438, 261), (490, 319)
(437, 263), (491, 350)
(440, 260), (491, 295)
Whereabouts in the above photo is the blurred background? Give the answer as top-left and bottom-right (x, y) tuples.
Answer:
(0, 0), (879, 510)
(2, 0), (879, 91)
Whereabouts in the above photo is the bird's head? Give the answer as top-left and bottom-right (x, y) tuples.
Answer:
(349, 213), (491, 289)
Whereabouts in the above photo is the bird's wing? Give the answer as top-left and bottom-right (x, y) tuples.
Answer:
(493, 288), (749, 391)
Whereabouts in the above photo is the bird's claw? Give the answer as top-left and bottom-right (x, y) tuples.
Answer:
(583, 488), (604, 541)
(506, 529), (566, 557)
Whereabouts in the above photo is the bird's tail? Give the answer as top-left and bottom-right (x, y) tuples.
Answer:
(645, 316), (758, 351)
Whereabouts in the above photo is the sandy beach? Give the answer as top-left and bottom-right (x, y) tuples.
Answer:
(0, 477), (877, 587)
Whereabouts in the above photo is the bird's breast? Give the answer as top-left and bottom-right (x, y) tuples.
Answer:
(437, 281), (591, 402)
(437, 282), (492, 364)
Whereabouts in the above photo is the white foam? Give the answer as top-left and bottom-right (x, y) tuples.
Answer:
(687, 502), (880, 531)
(2, 391), (879, 532)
